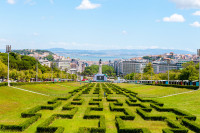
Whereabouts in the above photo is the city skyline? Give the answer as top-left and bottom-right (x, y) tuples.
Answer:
(0, 0), (200, 51)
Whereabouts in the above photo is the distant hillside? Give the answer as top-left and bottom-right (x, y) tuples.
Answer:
(48, 48), (194, 56)
(12, 49), (54, 55)
(47, 48), (195, 61)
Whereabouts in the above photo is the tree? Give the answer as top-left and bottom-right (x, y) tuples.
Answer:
(0, 60), (7, 78)
(143, 63), (154, 75)
(179, 61), (198, 81)
(46, 55), (54, 61)
(82, 65), (115, 76)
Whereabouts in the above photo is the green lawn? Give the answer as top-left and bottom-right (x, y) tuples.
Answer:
(0, 82), (199, 133)
(116, 83), (191, 97)
(155, 90), (200, 124)
(0, 86), (51, 124)
(17, 82), (83, 96)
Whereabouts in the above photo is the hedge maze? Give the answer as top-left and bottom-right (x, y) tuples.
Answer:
(0, 83), (200, 132)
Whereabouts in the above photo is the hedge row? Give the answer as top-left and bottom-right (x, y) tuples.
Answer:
(78, 116), (106, 133)
(0, 114), (40, 131)
(21, 105), (42, 118)
(80, 105), (105, 133)
(145, 83), (198, 90)
(126, 100), (152, 112)
(162, 119), (188, 133)
(82, 87), (92, 94)
(182, 118), (200, 132)
(93, 87), (101, 94)
(41, 101), (62, 110)
(37, 108), (78, 132)
(89, 98), (103, 109)
(83, 107), (104, 119)
(109, 103), (135, 120)
(115, 117), (151, 133)
(136, 108), (166, 121)
(102, 87), (113, 94)
(48, 95), (72, 104)
(71, 99), (84, 105)
(62, 102), (73, 110)
(150, 103), (196, 121)
(0, 81), (73, 87)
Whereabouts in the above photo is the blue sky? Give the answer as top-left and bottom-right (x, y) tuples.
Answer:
(0, 0), (200, 51)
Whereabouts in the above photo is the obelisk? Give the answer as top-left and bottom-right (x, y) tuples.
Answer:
(98, 59), (102, 74)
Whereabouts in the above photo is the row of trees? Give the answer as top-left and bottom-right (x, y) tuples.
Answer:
(0, 53), (76, 82)
(125, 61), (199, 81)
(81, 65), (116, 76)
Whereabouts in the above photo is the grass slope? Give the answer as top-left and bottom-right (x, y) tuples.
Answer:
(0, 86), (51, 124)
(156, 90), (200, 123)
(16, 82), (83, 96)
(116, 83), (191, 97)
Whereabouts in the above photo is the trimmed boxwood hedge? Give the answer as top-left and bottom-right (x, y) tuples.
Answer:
(136, 108), (166, 121)
(115, 117), (151, 133)
(79, 115), (106, 133)
(41, 101), (62, 110)
(182, 118), (200, 132)
(0, 114), (40, 131)
(145, 83), (198, 90)
(150, 103), (196, 121)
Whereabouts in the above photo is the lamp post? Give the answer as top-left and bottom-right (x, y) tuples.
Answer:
(197, 49), (200, 89)
(167, 60), (170, 85)
(134, 63), (136, 83)
(36, 53), (39, 82)
(6, 45), (11, 86)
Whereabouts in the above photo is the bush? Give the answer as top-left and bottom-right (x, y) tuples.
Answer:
(136, 108), (166, 121)
(0, 115), (40, 131)
(41, 101), (62, 110)
(115, 117), (151, 133)
(145, 83), (198, 90)
(182, 118), (200, 132)
(21, 105), (41, 118)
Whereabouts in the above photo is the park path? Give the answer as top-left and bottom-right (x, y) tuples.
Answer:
(10, 86), (50, 96)
(157, 90), (198, 98)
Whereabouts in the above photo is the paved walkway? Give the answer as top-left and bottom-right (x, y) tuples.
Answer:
(158, 90), (198, 98)
(11, 86), (50, 96)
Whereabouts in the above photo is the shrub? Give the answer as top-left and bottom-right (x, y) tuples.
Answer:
(21, 105), (41, 118)
(0, 115), (40, 131)
(41, 101), (62, 110)
(182, 118), (200, 132)
(136, 108), (166, 121)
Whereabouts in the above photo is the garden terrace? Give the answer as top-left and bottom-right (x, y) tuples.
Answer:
(0, 82), (199, 133)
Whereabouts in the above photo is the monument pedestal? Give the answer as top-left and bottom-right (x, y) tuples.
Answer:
(93, 74), (107, 82)
(93, 59), (107, 82)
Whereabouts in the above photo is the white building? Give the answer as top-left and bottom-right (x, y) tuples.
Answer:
(39, 59), (51, 67)
(114, 60), (147, 76)
(54, 59), (71, 71)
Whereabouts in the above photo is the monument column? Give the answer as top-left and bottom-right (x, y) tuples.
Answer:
(99, 59), (102, 74)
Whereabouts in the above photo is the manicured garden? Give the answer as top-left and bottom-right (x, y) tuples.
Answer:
(0, 82), (199, 132)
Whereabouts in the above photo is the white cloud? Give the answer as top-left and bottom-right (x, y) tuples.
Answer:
(33, 32), (39, 36)
(49, 0), (54, 4)
(25, 0), (36, 5)
(122, 30), (127, 35)
(76, 0), (101, 10)
(163, 14), (185, 22)
(170, 0), (200, 9)
(190, 21), (200, 27)
(0, 38), (7, 42)
(155, 19), (161, 22)
(192, 10), (200, 15)
(7, 0), (15, 4)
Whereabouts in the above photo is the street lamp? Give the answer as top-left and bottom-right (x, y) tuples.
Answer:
(6, 45), (11, 86)
(167, 59), (170, 85)
(197, 49), (200, 89)
(36, 53), (39, 82)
